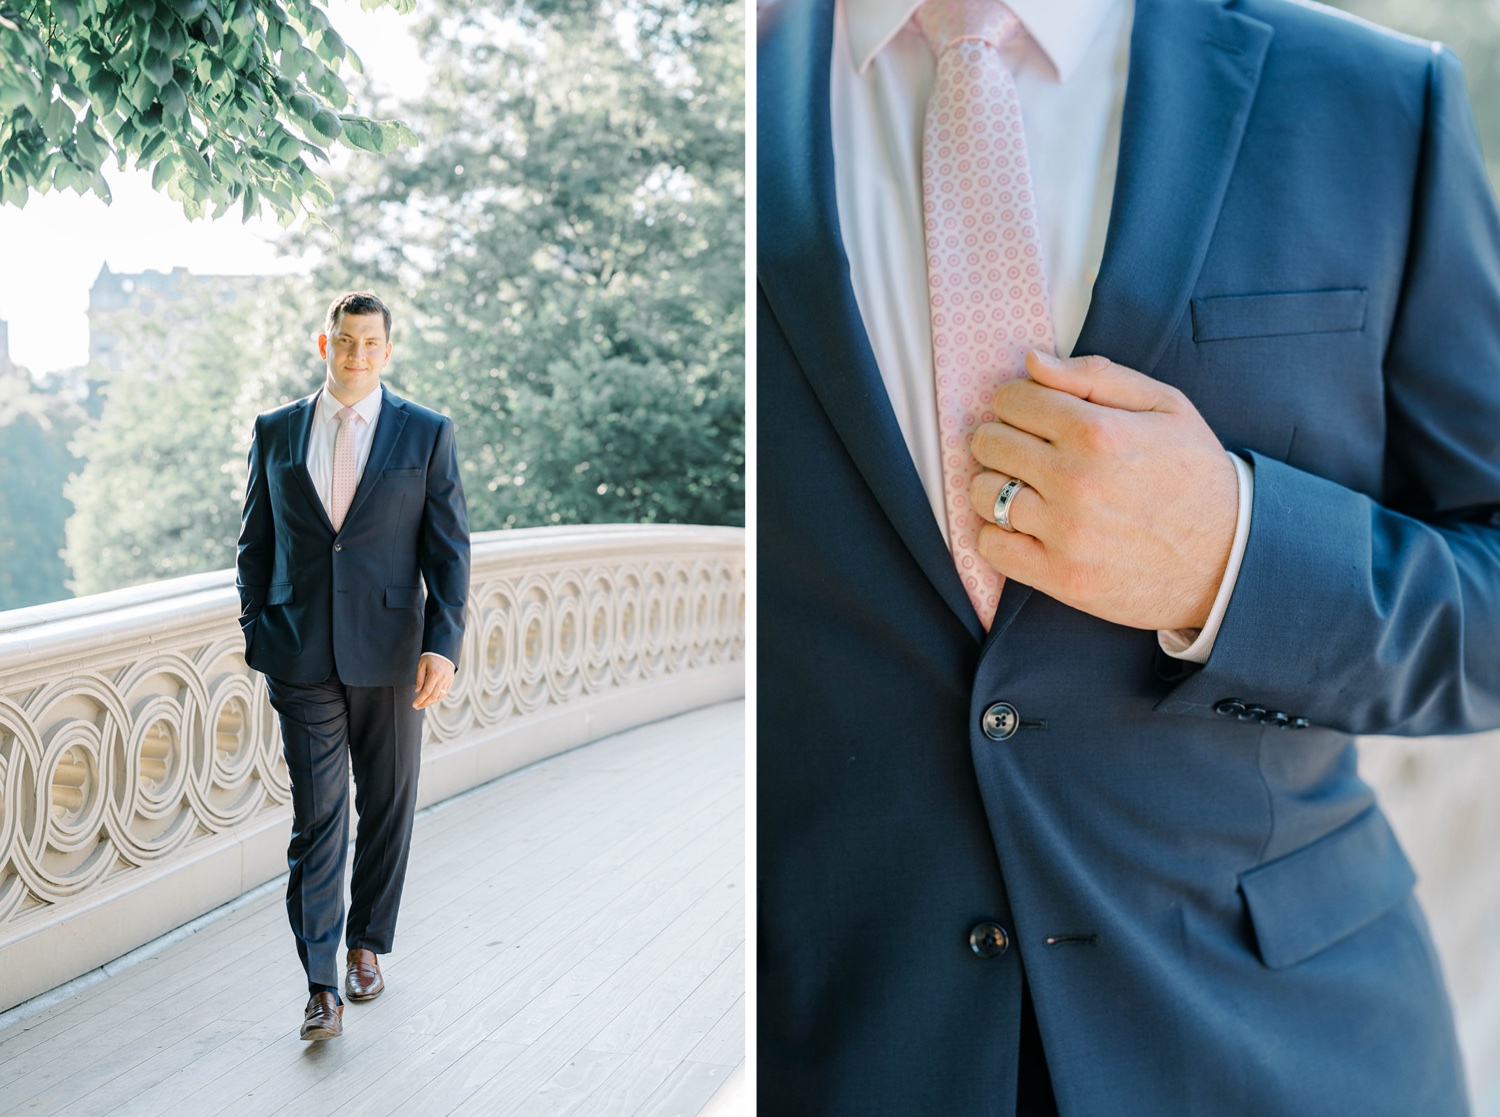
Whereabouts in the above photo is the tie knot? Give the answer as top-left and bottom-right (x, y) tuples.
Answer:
(914, 0), (1019, 57)
(337, 406), (359, 426)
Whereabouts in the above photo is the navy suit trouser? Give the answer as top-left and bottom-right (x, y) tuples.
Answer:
(266, 671), (424, 988)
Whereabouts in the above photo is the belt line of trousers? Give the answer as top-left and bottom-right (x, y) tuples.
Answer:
(266, 670), (425, 989)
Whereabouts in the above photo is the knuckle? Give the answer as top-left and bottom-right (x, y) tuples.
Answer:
(1159, 383), (1189, 409)
(1049, 515), (1081, 553)
(970, 424), (995, 461)
(1074, 414), (1116, 456)
(975, 524), (998, 561)
(1057, 560), (1097, 600)
(968, 472), (992, 512)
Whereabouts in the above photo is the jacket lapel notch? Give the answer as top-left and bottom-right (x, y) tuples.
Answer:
(1073, 0), (1273, 372)
(760, 0), (985, 641)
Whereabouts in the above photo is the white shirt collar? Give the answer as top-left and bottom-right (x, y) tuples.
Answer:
(317, 384), (384, 425)
(848, 0), (1119, 82)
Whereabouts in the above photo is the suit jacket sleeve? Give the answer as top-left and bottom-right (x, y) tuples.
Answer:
(1159, 46), (1500, 737)
(419, 416), (471, 666)
(235, 416), (273, 653)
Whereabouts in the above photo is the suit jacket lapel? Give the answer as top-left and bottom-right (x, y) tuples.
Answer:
(759, 0), (1271, 640)
(759, 0), (986, 641)
(287, 392), (332, 533)
(342, 390), (409, 529)
(1073, 0), (1273, 371)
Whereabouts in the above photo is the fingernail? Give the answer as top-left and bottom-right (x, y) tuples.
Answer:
(1031, 350), (1059, 367)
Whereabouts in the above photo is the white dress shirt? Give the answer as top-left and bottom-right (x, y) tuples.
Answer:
(307, 385), (383, 517)
(830, 0), (1251, 661)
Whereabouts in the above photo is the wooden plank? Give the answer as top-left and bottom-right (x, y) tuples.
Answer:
(0, 701), (744, 1117)
(633, 1060), (741, 1117)
(576, 943), (746, 1115)
(587, 907), (744, 1055)
(686, 995), (744, 1069)
(489, 1048), (630, 1117)
(452, 872), (743, 1113)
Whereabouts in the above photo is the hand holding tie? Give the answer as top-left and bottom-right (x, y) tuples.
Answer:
(967, 350), (1239, 632)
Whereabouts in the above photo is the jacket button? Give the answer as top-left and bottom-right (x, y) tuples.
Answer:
(1263, 710), (1290, 729)
(969, 922), (1010, 958)
(334, 543), (343, 551)
(1291, 716), (1311, 730)
(1236, 703), (1266, 722)
(1214, 698), (1245, 717)
(981, 702), (1019, 741)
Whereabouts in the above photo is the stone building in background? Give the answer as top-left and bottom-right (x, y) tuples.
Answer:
(0, 319), (20, 380)
(87, 264), (263, 383)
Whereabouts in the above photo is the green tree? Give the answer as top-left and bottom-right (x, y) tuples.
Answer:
(0, 379), (81, 608)
(0, 0), (417, 223)
(62, 0), (745, 593)
(63, 277), (320, 593)
(301, 0), (745, 529)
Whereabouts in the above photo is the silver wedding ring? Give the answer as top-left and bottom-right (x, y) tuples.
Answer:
(992, 478), (1027, 533)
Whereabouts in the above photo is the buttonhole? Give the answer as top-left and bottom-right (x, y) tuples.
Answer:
(1044, 933), (1100, 948)
(1019, 718), (1047, 731)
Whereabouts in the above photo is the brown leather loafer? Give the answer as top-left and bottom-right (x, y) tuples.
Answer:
(345, 947), (385, 1001)
(300, 991), (343, 1041)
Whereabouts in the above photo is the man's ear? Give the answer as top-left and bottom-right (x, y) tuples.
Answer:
(317, 333), (329, 360)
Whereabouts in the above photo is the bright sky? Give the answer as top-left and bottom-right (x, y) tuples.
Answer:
(0, 0), (429, 376)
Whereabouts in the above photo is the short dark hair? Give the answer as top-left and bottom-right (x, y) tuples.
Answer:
(324, 291), (392, 340)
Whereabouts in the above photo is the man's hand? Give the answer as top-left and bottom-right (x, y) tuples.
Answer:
(968, 350), (1238, 632)
(413, 653), (456, 710)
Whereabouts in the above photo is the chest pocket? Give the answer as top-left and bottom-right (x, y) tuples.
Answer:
(1191, 288), (1367, 342)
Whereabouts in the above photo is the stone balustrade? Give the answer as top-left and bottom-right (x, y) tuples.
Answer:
(0, 524), (745, 1012)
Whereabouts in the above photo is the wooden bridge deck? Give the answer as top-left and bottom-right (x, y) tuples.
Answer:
(0, 702), (746, 1117)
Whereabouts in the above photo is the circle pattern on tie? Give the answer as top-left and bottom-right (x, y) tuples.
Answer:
(915, 0), (1056, 629)
(330, 407), (360, 532)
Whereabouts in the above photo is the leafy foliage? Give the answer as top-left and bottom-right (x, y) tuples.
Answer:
(0, 0), (418, 222)
(0, 379), (81, 608)
(63, 278), (319, 593)
(57, 0), (744, 596)
(300, 0), (745, 529)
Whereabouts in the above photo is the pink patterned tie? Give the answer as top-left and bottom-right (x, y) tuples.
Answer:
(330, 406), (359, 531)
(916, 0), (1055, 629)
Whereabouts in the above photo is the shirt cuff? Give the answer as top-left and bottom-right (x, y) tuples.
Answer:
(420, 652), (456, 672)
(1157, 452), (1254, 665)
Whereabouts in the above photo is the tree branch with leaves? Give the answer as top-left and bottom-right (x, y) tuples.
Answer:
(0, 0), (418, 223)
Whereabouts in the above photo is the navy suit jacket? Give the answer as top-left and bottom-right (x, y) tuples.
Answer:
(236, 387), (470, 687)
(759, 0), (1500, 1113)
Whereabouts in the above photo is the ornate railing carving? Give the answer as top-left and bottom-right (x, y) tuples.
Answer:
(0, 524), (744, 1012)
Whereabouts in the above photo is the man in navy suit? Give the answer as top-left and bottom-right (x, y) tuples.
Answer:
(760, 0), (1500, 1112)
(237, 291), (469, 1040)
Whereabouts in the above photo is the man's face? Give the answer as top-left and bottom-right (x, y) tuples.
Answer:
(318, 312), (391, 400)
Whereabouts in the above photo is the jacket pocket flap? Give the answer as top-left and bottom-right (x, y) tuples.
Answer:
(383, 467), (423, 478)
(385, 586), (422, 608)
(1239, 806), (1415, 970)
(267, 583), (295, 605)
(1191, 289), (1367, 342)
